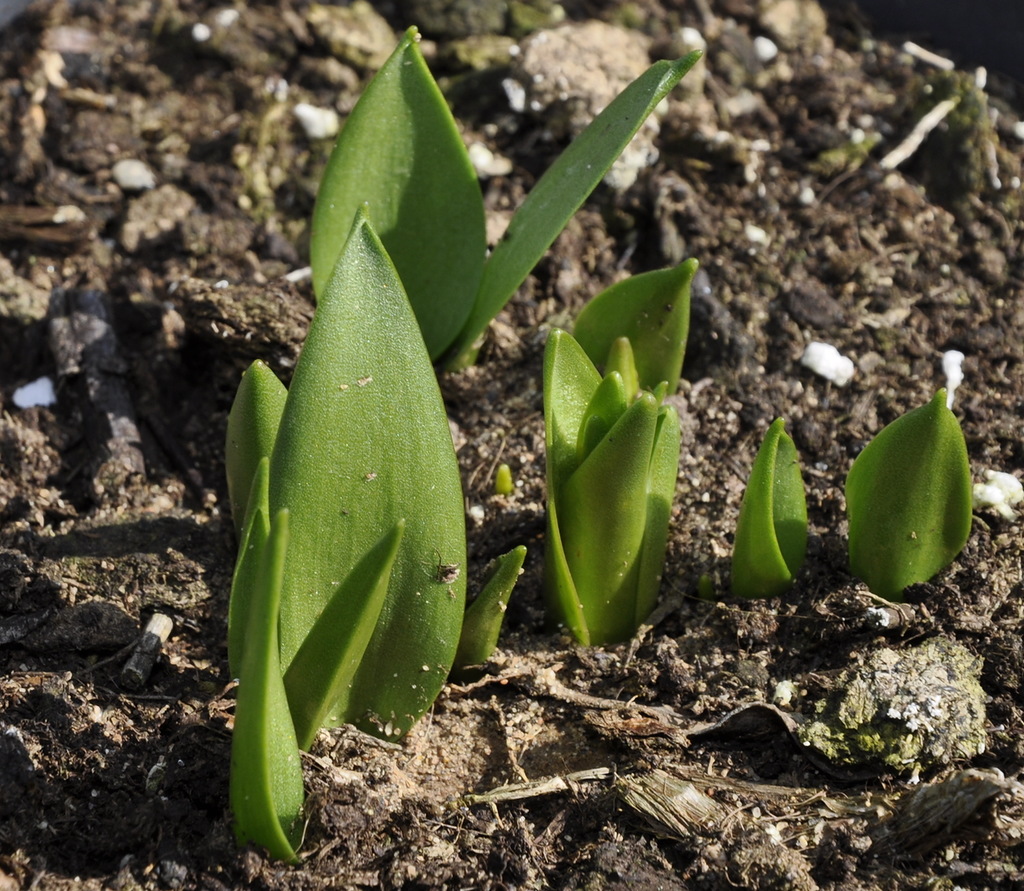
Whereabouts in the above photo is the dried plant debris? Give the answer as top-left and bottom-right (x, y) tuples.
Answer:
(871, 768), (1024, 860)
(797, 637), (987, 777)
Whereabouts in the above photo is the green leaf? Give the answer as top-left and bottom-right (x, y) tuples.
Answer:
(271, 208), (466, 739)
(453, 545), (527, 673)
(543, 328), (602, 493)
(845, 390), (972, 601)
(634, 404), (680, 626)
(577, 371), (629, 464)
(573, 259), (697, 393)
(731, 419), (807, 599)
(310, 27), (486, 359)
(230, 509), (304, 863)
(558, 392), (660, 645)
(225, 360), (287, 539)
(284, 521), (404, 751)
(544, 497), (590, 644)
(604, 336), (640, 401)
(228, 457), (271, 678)
(448, 52), (702, 365)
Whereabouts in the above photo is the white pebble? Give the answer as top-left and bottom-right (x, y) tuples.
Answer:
(972, 470), (1023, 521)
(502, 78), (526, 113)
(678, 27), (707, 52)
(800, 342), (855, 387)
(772, 680), (797, 708)
(467, 142), (512, 178)
(191, 22), (211, 42)
(214, 8), (239, 28)
(753, 36), (778, 63)
(112, 158), (156, 191)
(744, 223), (768, 245)
(293, 102), (339, 140)
(942, 350), (964, 408)
(13, 376), (56, 408)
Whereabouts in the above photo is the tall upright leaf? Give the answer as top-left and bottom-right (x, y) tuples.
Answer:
(448, 52), (702, 365)
(271, 208), (466, 738)
(310, 27), (486, 359)
(225, 361), (286, 538)
(229, 509), (304, 863)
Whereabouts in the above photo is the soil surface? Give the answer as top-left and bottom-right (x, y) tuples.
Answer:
(2, 0), (1024, 889)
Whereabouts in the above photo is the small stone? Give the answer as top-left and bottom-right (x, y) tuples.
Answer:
(972, 470), (1023, 520)
(112, 158), (156, 191)
(753, 35), (778, 63)
(12, 376), (56, 408)
(307, 1), (396, 70)
(467, 142), (512, 178)
(293, 102), (340, 140)
(506, 21), (656, 189)
(800, 342), (855, 386)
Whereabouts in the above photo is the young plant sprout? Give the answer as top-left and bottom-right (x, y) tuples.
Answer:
(453, 545), (527, 677)
(226, 211), (523, 860)
(845, 389), (972, 601)
(731, 418), (807, 598)
(544, 329), (680, 645)
(573, 258), (698, 394)
(311, 27), (701, 368)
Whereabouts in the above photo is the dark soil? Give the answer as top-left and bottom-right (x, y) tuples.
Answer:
(2, 0), (1023, 888)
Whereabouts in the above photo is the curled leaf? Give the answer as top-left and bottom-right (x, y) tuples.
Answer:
(731, 419), (807, 599)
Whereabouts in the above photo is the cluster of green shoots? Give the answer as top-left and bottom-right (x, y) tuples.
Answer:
(224, 27), (976, 862)
(225, 28), (701, 861)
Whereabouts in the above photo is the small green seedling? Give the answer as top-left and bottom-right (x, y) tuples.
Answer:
(453, 545), (527, 676)
(311, 27), (701, 367)
(845, 389), (972, 601)
(573, 259), (698, 394)
(227, 210), (523, 860)
(544, 329), (680, 645)
(494, 462), (515, 496)
(731, 418), (807, 598)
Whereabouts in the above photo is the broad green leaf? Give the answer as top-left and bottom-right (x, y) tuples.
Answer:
(448, 51), (702, 365)
(732, 419), (807, 599)
(573, 259), (698, 393)
(453, 545), (527, 673)
(634, 404), (680, 626)
(271, 208), (466, 739)
(846, 390), (971, 601)
(230, 509), (303, 863)
(225, 360), (286, 538)
(544, 329), (602, 492)
(310, 27), (486, 359)
(285, 521), (404, 751)
(228, 457), (271, 677)
(558, 393), (660, 644)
